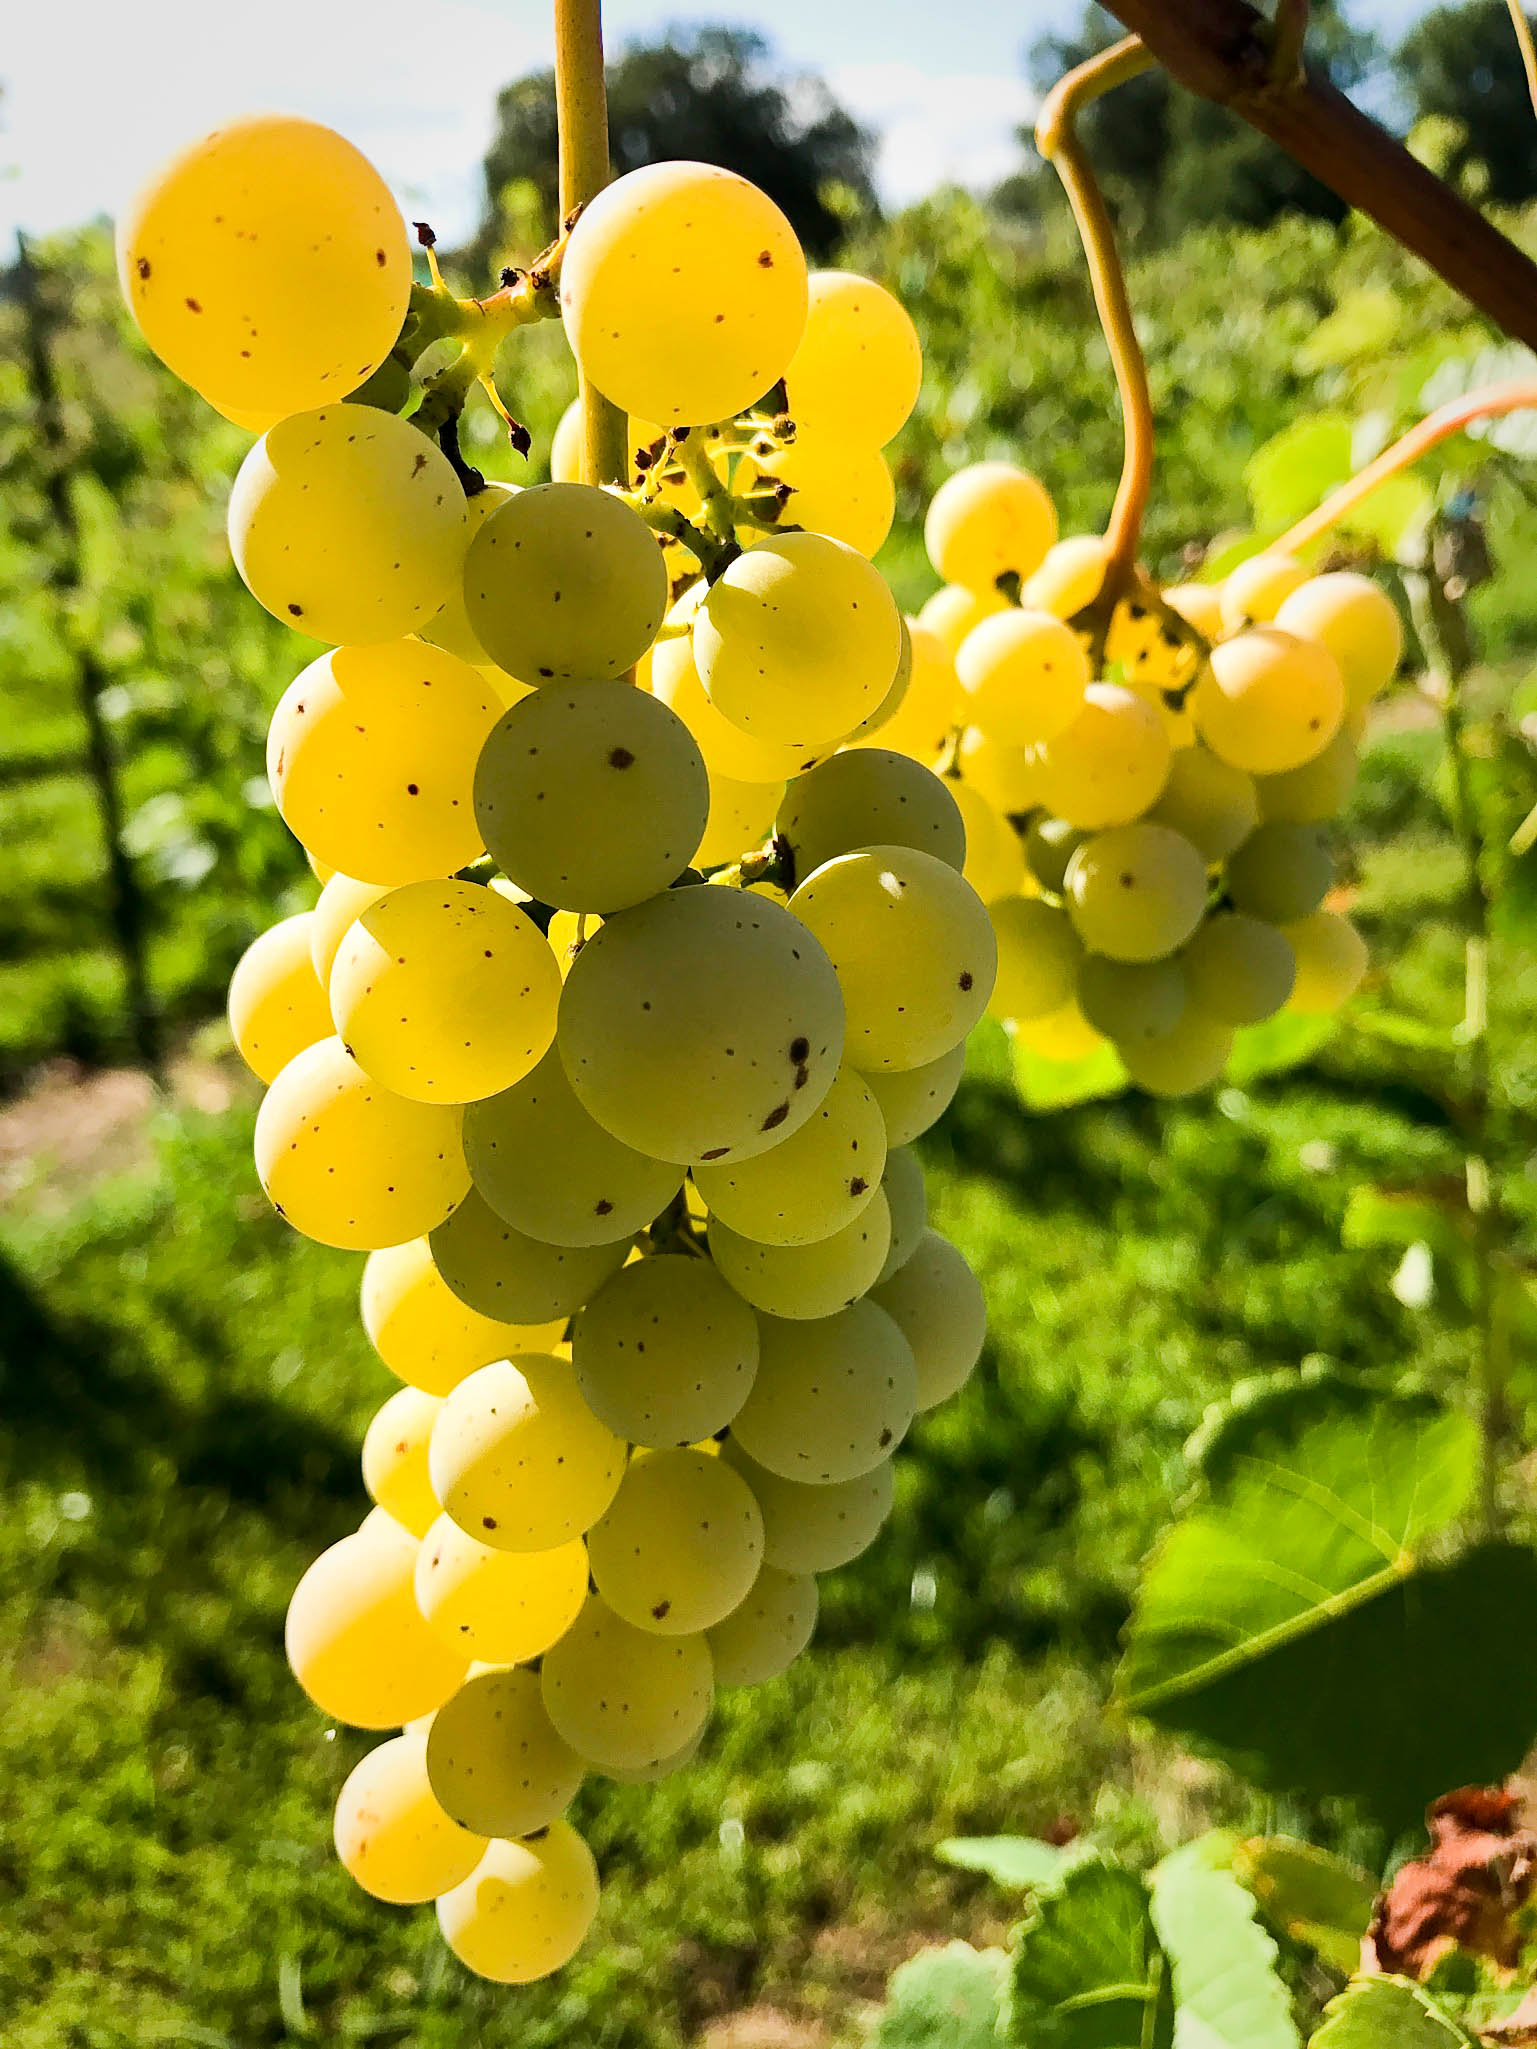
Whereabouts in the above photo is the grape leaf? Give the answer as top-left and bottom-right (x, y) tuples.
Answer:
(1225, 1012), (1335, 1084)
(1150, 1840), (1301, 2049)
(1245, 417), (1354, 531)
(1308, 1976), (1476, 2047)
(937, 1836), (1072, 1888)
(1296, 291), (1401, 372)
(872, 1941), (1009, 2048)
(1006, 1856), (1174, 2049)
(1231, 1837), (1377, 1975)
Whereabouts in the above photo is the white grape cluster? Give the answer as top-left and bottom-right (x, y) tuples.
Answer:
(903, 476), (1393, 1091)
(122, 121), (992, 1984)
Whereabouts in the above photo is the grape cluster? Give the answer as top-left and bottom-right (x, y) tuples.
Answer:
(123, 121), (991, 1983)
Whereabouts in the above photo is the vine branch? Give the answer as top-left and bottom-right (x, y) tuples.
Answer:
(554, 0), (629, 487)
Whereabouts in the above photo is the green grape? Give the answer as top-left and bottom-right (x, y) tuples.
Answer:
(311, 874), (390, 985)
(729, 1299), (916, 1481)
(871, 1228), (987, 1411)
(693, 1066), (887, 1247)
(949, 780), (1028, 903)
(777, 748), (965, 886)
(428, 1354), (626, 1552)
(463, 481), (667, 683)
(540, 1591), (714, 1771)
(436, 1822), (600, 1985)
(736, 435), (895, 557)
(709, 1191), (891, 1319)
(861, 1044), (965, 1147)
(474, 681), (708, 912)
(1075, 954), (1187, 1046)
(420, 482), (518, 665)
(361, 1385), (442, 1538)
(428, 1188), (629, 1323)
(1255, 726), (1358, 823)
(602, 1728), (706, 1785)
(589, 1447), (763, 1635)
(267, 642), (499, 885)
(1064, 823), (1208, 963)
(924, 462), (1057, 593)
(416, 1513), (588, 1664)
(1220, 551), (1308, 632)
(696, 772), (785, 869)
(1036, 683), (1171, 830)
(1024, 814), (1089, 896)
(345, 351), (412, 414)
(254, 1037), (469, 1251)
(426, 1667), (585, 1839)
(1119, 1009), (1234, 1097)
(1148, 746), (1259, 864)
(1192, 627), (1344, 775)
(227, 912), (331, 1083)
(695, 532), (902, 747)
(361, 1238), (565, 1398)
(788, 846), (995, 1071)
(707, 1567), (818, 1688)
(956, 727), (1043, 816)
(956, 608), (1089, 747)
(781, 271), (922, 449)
(652, 584), (829, 781)
(333, 1731), (484, 1906)
(1275, 571), (1403, 712)
(875, 1145), (928, 1283)
(286, 1513), (469, 1729)
(117, 115), (410, 423)
(572, 1254), (758, 1446)
(560, 160), (807, 427)
(1281, 910), (1369, 1012)
(229, 408), (465, 644)
(558, 885), (844, 1166)
(1224, 821), (1334, 923)
(1181, 911), (1296, 1025)
(463, 1045), (683, 1249)
(916, 582), (1006, 658)
(328, 879), (560, 1105)
(988, 897), (1083, 1022)
(1022, 534), (1108, 618)
(720, 1437), (894, 1572)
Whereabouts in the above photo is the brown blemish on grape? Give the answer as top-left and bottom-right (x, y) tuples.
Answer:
(878, 1428), (893, 1447)
(959, 971), (973, 991)
(411, 453), (428, 476)
(652, 1600), (671, 1620)
(849, 1177), (868, 1197)
(482, 1516), (498, 1529)
(595, 1199), (614, 1216)
(287, 603), (303, 617)
(375, 248), (387, 266)
(609, 747), (635, 768)
(761, 1102), (790, 1132)
(136, 258), (151, 280)
(700, 1145), (730, 1161)
(185, 297), (202, 312)
(757, 250), (774, 267)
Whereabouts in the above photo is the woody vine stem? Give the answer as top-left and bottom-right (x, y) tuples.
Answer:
(554, 0), (629, 489)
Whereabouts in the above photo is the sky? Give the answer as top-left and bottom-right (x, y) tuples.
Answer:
(0, 0), (1442, 253)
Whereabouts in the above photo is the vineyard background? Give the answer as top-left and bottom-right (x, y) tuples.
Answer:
(5, 15), (1537, 2045)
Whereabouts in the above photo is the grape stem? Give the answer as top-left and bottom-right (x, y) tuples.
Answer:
(554, 0), (630, 487)
(622, 491), (739, 581)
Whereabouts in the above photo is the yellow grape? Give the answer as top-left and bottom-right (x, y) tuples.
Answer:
(1075, 954), (1187, 1046)
(1256, 725), (1358, 823)
(736, 436), (895, 557)
(789, 845), (995, 1070)
(463, 482), (667, 683)
(1282, 910), (1369, 1012)
(696, 772), (785, 869)
(1162, 582), (1224, 642)
(1182, 911), (1296, 1025)
(1024, 813), (1089, 895)
(988, 897), (1083, 1022)
(950, 780), (1028, 904)
(1192, 627), (1344, 775)
(333, 1730), (485, 1905)
(695, 532), (901, 746)
(1035, 683), (1172, 830)
(652, 586), (830, 780)
(117, 116), (410, 421)
(360, 1238), (564, 1398)
(847, 619), (961, 762)
(1220, 551), (1308, 631)
(1119, 1009), (1234, 1096)
(267, 641), (499, 885)
(254, 1037), (469, 1251)
(875, 1144), (928, 1283)
(463, 1045), (683, 1248)
(719, 1437), (893, 1571)
(428, 1354), (626, 1552)
(842, 618), (914, 747)
(474, 681), (707, 912)
(311, 874), (390, 985)
(426, 1666), (585, 1839)
(560, 160), (807, 426)
(1064, 823), (1208, 963)
(956, 728), (1043, 816)
(956, 609), (1089, 747)
(777, 748), (965, 885)
(229, 409), (465, 644)
(694, 1066), (887, 1246)
(572, 1254), (758, 1447)
(227, 913), (331, 1083)
(916, 582), (1006, 657)
(540, 1592), (714, 1771)
(781, 271), (922, 448)
(1148, 746), (1259, 864)
(436, 1822), (600, 1985)
(924, 462), (1057, 593)
(428, 1188), (629, 1323)
(361, 1385), (442, 1538)
(709, 1192), (891, 1319)
(589, 1447), (763, 1634)
(286, 1513), (469, 1728)
(1023, 535), (1108, 618)
(329, 879), (560, 1105)
(730, 1299), (916, 1481)
(419, 482), (518, 665)
(1010, 1000), (1106, 1063)
(707, 1567), (818, 1687)
(416, 1514), (587, 1664)
(1225, 821), (1334, 923)
(1275, 571), (1403, 711)
(558, 885), (845, 1166)
(861, 1044), (965, 1147)
(872, 1228), (986, 1411)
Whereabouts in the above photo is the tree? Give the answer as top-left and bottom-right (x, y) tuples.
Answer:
(1398, 0), (1537, 204)
(467, 26), (875, 272)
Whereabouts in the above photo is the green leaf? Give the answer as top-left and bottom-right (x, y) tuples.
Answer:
(1308, 1976), (1476, 2047)
(1007, 1857), (1174, 2049)
(1225, 1012), (1336, 1083)
(937, 1836), (1071, 1888)
(1201, 530), (1287, 583)
(872, 1941), (1009, 2048)
(1010, 1034), (1128, 1111)
(1336, 474), (1433, 556)
(1150, 1841), (1300, 2049)
(1296, 291), (1401, 372)
(1348, 1011), (1459, 1055)
(1245, 417), (1354, 531)
(1230, 1837), (1376, 1976)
